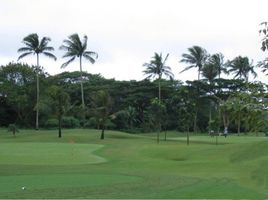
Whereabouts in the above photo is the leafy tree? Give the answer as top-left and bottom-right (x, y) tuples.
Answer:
(143, 53), (174, 101)
(258, 22), (268, 75)
(91, 90), (113, 139)
(121, 106), (139, 130)
(47, 86), (70, 138)
(60, 33), (98, 112)
(180, 46), (208, 80)
(169, 86), (196, 145)
(227, 56), (257, 82)
(0, 63), (40, 127)
(17, 33), (57, 130)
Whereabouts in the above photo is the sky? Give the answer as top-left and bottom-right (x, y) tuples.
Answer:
(1, 0), (268, 83)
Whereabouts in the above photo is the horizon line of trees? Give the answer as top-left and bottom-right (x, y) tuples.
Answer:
(1, 61), (268, 137)
(1, 27), (268, 139)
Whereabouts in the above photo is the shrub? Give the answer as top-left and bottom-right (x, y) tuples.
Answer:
(85, 117), (98, 128)
(62, 116), (80, 128)
(45, 118), (58, 129)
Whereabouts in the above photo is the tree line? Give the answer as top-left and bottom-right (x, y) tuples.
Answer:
(1, 28), (268, 139)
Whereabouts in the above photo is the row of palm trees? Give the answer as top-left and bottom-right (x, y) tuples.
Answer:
(17, 33), (98, 130)
(143, 46), (257, 102)
(17, 33), (258, 131)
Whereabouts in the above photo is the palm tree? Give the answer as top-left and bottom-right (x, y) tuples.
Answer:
(48, 86), (70, 138)
(208, 53), (227, 79)
(17, 33), (57, 130)
(92, 90), (112, 140)
(180, 46), (208, 80)
(201, 63), (218, 83)
(60, 33), (98, 110)
(227, 56), (257, 82)
(143, 53), (174, 102)
(180, 46), (207, 133)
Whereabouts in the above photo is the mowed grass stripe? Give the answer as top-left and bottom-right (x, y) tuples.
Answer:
(0, 174), (143, 193)
(0, 143), (106, 165)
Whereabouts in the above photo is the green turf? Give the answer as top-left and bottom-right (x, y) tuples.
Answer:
(0, 128), (268, 199)
(0, 143), (106, 165)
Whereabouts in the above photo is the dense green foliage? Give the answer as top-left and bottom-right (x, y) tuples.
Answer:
(1, 61), (267, 134)
(0, 129), (268, 198)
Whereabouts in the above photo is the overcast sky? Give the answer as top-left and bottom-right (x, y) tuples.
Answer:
(1, 0), (268, 82)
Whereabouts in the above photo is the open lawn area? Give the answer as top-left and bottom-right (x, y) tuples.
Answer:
(0, 129), (268, 199)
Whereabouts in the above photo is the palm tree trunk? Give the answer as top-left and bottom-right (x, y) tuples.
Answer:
(79, 56), (85, 109)
(58, 114), (62, 138)
(100, 120), (105, 140)
(193, 109), (198, 133)
(194, 68), (201, 133)
(157, 130), (160, 144)
(209, 102), (212, 134)
(186, 131), (189, 145)
(237, 113), (241, 136)
(36, 54), (39, 130)
(158, 77), (161, 102)
(79, 56), (86, 127)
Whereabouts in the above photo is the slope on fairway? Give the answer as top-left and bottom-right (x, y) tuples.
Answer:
(0, 142), (106, 165)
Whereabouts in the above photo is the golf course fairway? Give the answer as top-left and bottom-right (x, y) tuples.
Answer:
(0, 128), (268, 199)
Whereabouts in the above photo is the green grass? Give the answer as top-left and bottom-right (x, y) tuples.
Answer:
(0, 128), (268, 199)
(0, 143), (105, 165)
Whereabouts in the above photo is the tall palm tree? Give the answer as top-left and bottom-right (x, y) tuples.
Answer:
(227, 56), (257, 82)
(17, 33), (57, 130)
(143, 53), (174, 102)
(60, 33), (98, 109)
(180, 46), (207, 133)
(180, 46), (208, 80)
(201, 63), (218, 136)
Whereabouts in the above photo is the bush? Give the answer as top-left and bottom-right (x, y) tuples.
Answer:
(62, 116), (80, 128)
(85, 117), (98, 128)
(45, 118), (58, 129)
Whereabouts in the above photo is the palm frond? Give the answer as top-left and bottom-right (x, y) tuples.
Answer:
(83, 53), (95, 64)
(17, 52), (33, 61)
(62, 51), (78, 58)
(84, 51), (98, 59)
(22, 33), (39, 49)
(163, 53), (169, 65)
(61, 56), (75, 68)
(43, 52), (57, 61)
(82, 35), (88, 52)
(179, 65), (195, 73)
(59, 44), (71, 51)
(40, 37), (51, 50)
(42, 46), (54, 51)
(17, 47), (32, 53)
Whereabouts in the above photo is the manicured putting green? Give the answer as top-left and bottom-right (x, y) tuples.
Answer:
(0, 143), (106, 165)
(0, 174), (142, 193)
